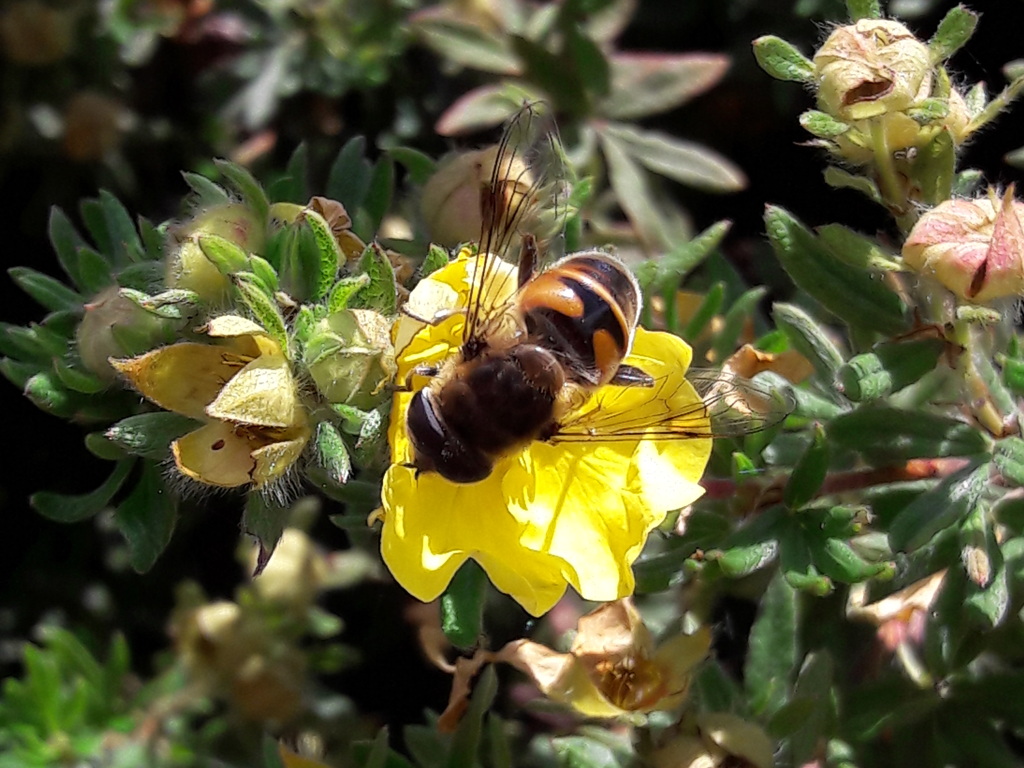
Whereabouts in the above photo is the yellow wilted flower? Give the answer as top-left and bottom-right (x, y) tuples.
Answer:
(112, 315), (310, 489)
(498, 599), (710, 718)
(379, 251), (712, 616)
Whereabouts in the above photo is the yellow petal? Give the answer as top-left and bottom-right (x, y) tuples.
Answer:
(172, 422), (259, 487)
(653, 626), (711, 701)
(111, 343), (247, 420)
(380, 462), (571, 616)
(251, 429), (310, 487)
(204, 314), (266, 338)
(207, 354), (301, 428)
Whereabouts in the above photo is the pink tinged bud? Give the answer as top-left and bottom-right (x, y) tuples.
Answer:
(902, 188), (1024, 303)
(76, 286), (163, 382)
(813, 19), (932, 122)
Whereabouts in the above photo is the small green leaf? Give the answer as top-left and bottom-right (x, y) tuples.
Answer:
(566, 23), (610, 98)
(248, 254), (280, 292)
(243, 494), (288, 574)
(441, 560), (488, 649)
(24, 370), (79, 416)
(637, 220), (731, 294)
(388, 147), (436, 186)
(599, 128), (668, 248)
(752, 36), (815, 83)
(995, 437), (1024, 487)
(328, 274), (371, 313)
(786, 652), (834, 764)
(913, 128), (956, 206)
(602, 122), (746, 192)
(99, 190), (143, 264)
(838, 338), (945, 402)
(349, 243), (398, 316)
(928, 6), (978, 63)
(711, 286), (766, 362)
(181, 171), (231, 206)
(73, 246), (115, 295)
(48, 208), (90, 291)
(764, 206), (907, 336)
(232, 272), (289, 354)
(421, 244), (451, 279)
(113, 462), (177, 572)
(196, 233), (249, 274)
(31, 460), (134, 523)
(300, 208), (343, 301)
(436, 84), (540, 135)
(829, 407), (989, 464)
(681, 282), (725, 341)
(799, 110), (850, 139)
(823, 166), (883, 204)
(602, 52), (730, 119)
(414, 17), (520, 75)
(810, 536), (893, 583)
(214, 160), (269, 223)
(315, 421), (352, 485)
(889, 463), (988, 552)
(817, 224), (902, 271)
(845, 0), (881, 19)
(9, 267), (84, 312)
(960, 502), (1009, 629)
(327, 136), (372, 213)
(772, 303), (845, 381)
(707, 540), (779, 578)
(363, 157), (395, 236)
(745, 570), (797, 719)
(118, 287), (199, 320)
(53, 357), (107, 394)
(784, 423), (830, 509)
(106, 412), (200, 459)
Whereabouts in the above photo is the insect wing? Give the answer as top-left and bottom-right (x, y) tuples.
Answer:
(464, 102), (574, 345)
(550, 368), (794, 443)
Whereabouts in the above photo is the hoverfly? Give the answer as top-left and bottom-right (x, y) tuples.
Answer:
(404, 103), (792, 484)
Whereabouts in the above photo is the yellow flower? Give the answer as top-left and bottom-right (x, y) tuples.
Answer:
(498, 599), (710, 718)
(112, 315), (310, 489)
(380, 251), (712, 616)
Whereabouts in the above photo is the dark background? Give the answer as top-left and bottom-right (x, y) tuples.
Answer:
(1, 0), (1022, 726)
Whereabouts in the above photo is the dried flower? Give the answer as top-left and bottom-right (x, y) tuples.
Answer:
(498, 600), (710, 717)
(902, 188), (1024, 303)
(813, 19), (932, 122)
(652, 713), (775, 768)
(112, 315), (310, 489)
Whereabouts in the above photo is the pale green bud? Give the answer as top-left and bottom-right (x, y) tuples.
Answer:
(304, 309), (396, 409)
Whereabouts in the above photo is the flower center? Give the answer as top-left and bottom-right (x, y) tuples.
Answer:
(593, 654), (667, 711)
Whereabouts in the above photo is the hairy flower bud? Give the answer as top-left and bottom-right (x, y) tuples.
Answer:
(166, 203), (265, 305)
(250, 529), (328, 611)
(76, 286), (168, 382)
(814, 19), (932, 122)
(420, 144), (533, 246)
(304, 308), (396, 409)
(903, 188), (1024, 303)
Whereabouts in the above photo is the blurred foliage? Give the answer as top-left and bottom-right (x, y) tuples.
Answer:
(3, 1), (1024, 768)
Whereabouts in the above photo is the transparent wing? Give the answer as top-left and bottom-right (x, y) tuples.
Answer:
(464, 101), (574, 345)
(550, 369), (795, 443)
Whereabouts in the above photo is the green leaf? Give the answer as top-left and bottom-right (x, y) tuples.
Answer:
(745, 570), (797, 718)
(711, 286), (766, 362)
(293, 209), (342, 302)
(837, 338), (945, 402)
(602, 52), (730, 119)
(784, 424), (830, 509)
(113, 462), (177, 572)
(414, 16), (520, 75)
(816, 224), (902, 272)
(889, 463), (988, 552)
(119, 287), (199, 320)
(960, 502), (1009, 629)
(327, 274), (371, 313)
(436, 83), (542, 136)
(420, 244), (451, 280)
(928, 6), (978, 63)
(214, 160), (269, 223)
(106, 412), (200, 459)
(799, 110), (850, 139)
(24, 370), (80, 417)
(80, 197), (113, 255)
(232, 272), (289, 355)
(99, 190), (143, 264)
(31, 460), (134, 523)
(388, 147), (436, 186)
(810, 536), (893, 583)
(196, 233), (249, 275)
(181, 171), (230, 207)
(567, 25), (610, 98)
(73, 247), (115, 295)
(52, 357), (106, 394)
(995, 437), (1024, 487)
(752, 35), (815, 83)
(779, 519), (832, 596)
(363, 157), (395, 236)
(678, 282), (725, 341)
(845, 0), (881, 19)
(349, 243), (398, 316)
(448, 666), (499, 768)
(823, 166), (883, 205)
(243, 494), (288, 575)
(636, 220), (731, 295)
(327, 136), (372, 213)
(829, 407), (989, 464)
(764, 206), (907, 336)
(441, 560), (488, 649)
(270, 143), (309, 203)
(772, 303), (845, 382)
(785, 652), (834, 764)
(598, 128), (668, 248)
(315, 421), (352, 485)
(8, 267), (84, 312)
(602, 122), (746, 192)
(913, 128), (956, 206)
(48, 208), (92, 292)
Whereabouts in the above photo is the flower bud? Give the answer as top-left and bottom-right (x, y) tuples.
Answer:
(420, 144), (533, 246)
(902, 188), (1024, 303)
(166, 203), (265, 305)
(814, 19), (932, 122)
(0, 0), (74, 66)
(76, 286), (169, 382)
(304, 308), (396, 409)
